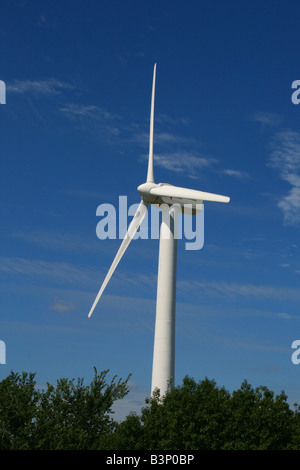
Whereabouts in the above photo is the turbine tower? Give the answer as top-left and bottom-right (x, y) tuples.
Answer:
(88, 64), (230, 396)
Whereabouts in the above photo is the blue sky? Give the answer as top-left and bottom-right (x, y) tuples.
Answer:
(1, 0), (300, 419)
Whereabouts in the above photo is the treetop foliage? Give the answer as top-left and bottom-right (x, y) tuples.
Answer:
(1, 369), (300, 450)
(0, 368), (130, 450)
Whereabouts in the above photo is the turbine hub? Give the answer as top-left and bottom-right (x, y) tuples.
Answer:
(137, 182), (158, 203)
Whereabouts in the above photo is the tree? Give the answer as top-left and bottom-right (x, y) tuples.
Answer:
(141, 377), (232, 450)
(1, 370), (299, 450)
(34, 367), (131, 450)
(0, 368), (131, 450)
(223, 380), (295, 450)
(107, 376), (232, 450)
(102, 412), (143, 450)
(107, 376), (299, 450)
(0, 371), (38, 449)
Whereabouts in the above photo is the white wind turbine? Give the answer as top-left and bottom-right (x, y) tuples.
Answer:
(88, 64), (230, 396)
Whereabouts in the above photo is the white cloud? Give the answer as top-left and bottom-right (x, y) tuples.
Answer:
(178, 279), (300, 301)
(0, 255), (156, 294)
(60, 103), (115, 121)
(12, 230), (103, 254)
(0, 256), (100, 287)
(156, 113), (190, 127)
(277, 186), (300, 224)
(223, 169), (250, 179)
(278, 312), (293, 320)
(38, 15), (56, 29)
(133, 130), (195, 147)
(131, 112), (194, 150)
(50, 300), (76, 312)
(268, 130), (300, 225)
(7, 78), (74, 96)
(60, 103), (121, 137)
(140, 151), (216, 178)
(252, 111), (283, 127)
(155, 132), (195, 145)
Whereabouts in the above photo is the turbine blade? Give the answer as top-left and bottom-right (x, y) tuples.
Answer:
(88, 199), (149, 318)
(146, 63), (156, 183)
(150, 184), (230, 203)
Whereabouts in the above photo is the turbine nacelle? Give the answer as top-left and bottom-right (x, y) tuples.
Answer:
(138, 181), (229, 213)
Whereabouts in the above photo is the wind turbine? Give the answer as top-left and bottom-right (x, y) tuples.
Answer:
(88, 64), (230, 396)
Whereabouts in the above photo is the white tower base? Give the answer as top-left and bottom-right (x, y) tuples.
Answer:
(151, 205), (178, 396)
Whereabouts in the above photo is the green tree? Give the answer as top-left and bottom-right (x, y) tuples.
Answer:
(2, 370), (299, 450)
(0, 371), (38, 449)
(107, 376), (300, 450)
(107, 376), (231, 450)
(34, 367), (131, 449)
(0, 368), (130, 450)
(223, 380), (295, 450)
(102, 412), (143, 450)
(141, 377), (231, 450)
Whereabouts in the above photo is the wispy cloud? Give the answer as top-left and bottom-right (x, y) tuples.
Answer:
(60, 103), (115, 121)
(133, 130), (195, 147)
(156, 113), (190, 127)
(0, 256), (99, 287)
(268, 130), (300, 225)
(50, 300), (76, 312)
(0, 255), (156, 293)
(278, 312), (293, 320)
(116, 51), (146, 66)
(60, 103), (121, 137)
(140, 151), (216, 178)
(12, 230), (103, 254)
(141, 151), (248, 180)
(38, 15), (57, 30)
(178, 279), (300, 301)
(7, 78), (74, 96)
(222, 169), (250, 179)
(131, 111), (195, 152)
(252, 111), (283, 127)
(154, 131), (195, 145)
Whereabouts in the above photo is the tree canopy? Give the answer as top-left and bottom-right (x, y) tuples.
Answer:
(106, 376), (300, 450)
(1, 369), (300, 450)
(0, 368), (130, 450)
